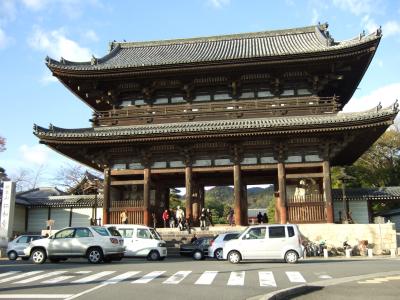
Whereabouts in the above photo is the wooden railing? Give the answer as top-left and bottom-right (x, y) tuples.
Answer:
(287, 194), (326, 223)
(110, 200), (144, 208)
(93, 96), (340, 126)
(109, 210), (144, 224)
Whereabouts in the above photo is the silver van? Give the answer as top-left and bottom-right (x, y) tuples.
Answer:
(7, 235), (42, 260)
(222, 224), (303, 264)
(106, 224), (167, 261)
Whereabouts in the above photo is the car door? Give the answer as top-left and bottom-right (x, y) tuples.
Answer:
(134, 228), (155, 256)
(117, 227), (135, 256)
(69, 228), (94, 256)
(266, 226), (287, 258)
(14, 236), (30, 256)
(240, 227), (267, 259)
(48, 228), (75, 256)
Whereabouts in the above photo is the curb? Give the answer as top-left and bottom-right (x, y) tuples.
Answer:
(247, 270), (400, 300)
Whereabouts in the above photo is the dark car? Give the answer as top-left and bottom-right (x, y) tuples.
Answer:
(180, 236), (214, 260)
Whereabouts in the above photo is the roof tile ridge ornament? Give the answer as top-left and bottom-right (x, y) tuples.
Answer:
(315, 22), (334, 46)
(91, 55), (98, 66)
(393, 99), (399, 113)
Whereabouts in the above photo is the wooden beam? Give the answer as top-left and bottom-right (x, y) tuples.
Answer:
(285, 162), (323, 169)
(241, 164), (277, 171)
(110, 180), (145, 186)
(286, 173), (323, 179)
(111, 169), (143, 176)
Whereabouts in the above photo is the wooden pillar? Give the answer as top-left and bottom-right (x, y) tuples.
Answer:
(185, 166), (193, 220)
(192, 184), (200, 224)
(323, 160), (334, 223)
(69, 207), (73, 227)
(241, 184), (248, 226)
(143, 167), (151, 226)
(102, 168), (110, 225)
(199, 185), (205, 210)
(234, 163), (242, 226)
(277, 162), (287, 224)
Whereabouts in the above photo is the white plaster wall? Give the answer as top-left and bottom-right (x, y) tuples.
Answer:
(298, 223), (397, 254)
(71, 208), (92, 227)
(333, 200), (369, 224)
(50, 208), (70, 230)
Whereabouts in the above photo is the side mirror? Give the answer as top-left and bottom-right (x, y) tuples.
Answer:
(245, 233), (250, 239)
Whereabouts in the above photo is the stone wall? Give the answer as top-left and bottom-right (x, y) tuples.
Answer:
(298, 223), (397, 254)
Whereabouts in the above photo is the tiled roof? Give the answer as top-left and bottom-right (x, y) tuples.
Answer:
(19, 194), (103, 208)
(33, 104), (398, 141)
(332, 186), (400, 201)
(45, 23), (381, 71)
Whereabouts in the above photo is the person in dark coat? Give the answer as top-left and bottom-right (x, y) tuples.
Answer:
(257, 212), (263, 224)
(262, 212), (269, 224)
(206, 208), (214, 227)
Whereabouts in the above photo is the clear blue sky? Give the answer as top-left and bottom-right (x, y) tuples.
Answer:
(0, 0), (399, 186)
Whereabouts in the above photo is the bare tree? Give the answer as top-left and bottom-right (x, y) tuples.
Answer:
(0, 136), (5, 153)
(10, 165), (46, 192)
(52, 163), (100, 192)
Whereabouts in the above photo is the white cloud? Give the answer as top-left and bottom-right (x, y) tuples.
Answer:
(383, 20), (400, 37)
(311, 9), (319, 24)
(83, 29), (99, 42)
(207, 0), (230, 9)
(19, 144), (51, 166)
(343, 82), (400, 112)
(332, 0), (374, 16)
(0, 27), (11, 49)
(361, 14), (379, 34)
(0, 0), (17, 24)
(21, 0), (49, 11)
(28, 26), (92, 61)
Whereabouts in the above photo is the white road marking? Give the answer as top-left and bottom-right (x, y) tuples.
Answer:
(259, 271), (277, 287)
(75, 271), (92, 274)
(64, 283), (108, 300)
(163, 271), (191, 284)
(13, 271), (67, 284)
(0, 294), (72, 299)
(71, 271), (115, 284)
(318, 274), (332, 279)
(105, 271), (141, 284)
(0, 271), (44, 284)
(286, 271), (306, 283)
(0, 271), (20, 279)
(132, 271), (164, 284)
(195, 271), (218, 285)
(42, 276), (75, 284)
(227, 271), (245, 286)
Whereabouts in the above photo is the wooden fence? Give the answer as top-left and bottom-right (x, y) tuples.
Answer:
(287, 194), (326, 223)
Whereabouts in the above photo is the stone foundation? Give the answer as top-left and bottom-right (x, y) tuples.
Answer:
(298, 223), (397, 255)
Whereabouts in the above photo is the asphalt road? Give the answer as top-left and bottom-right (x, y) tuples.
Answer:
(0, 256), (399, 300)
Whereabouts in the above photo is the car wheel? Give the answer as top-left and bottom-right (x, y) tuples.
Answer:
(31, 249), (47, 264)
(87, 247), (103, 264)
(214, 248), (223, 260)
(8, 251), (17, 261)
(147, 250), (160, 261)
(285, 250), (299, 264)
(193, 250), (203, 261)
(228, 251), (241, 264)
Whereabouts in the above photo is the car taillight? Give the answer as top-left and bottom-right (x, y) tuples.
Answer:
(210, 240), (214, 246)
(110, 238), (119, 244)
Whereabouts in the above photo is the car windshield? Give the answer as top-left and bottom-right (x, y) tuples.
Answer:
(149, 228), (161, 240)
(92, 227), (110, 236)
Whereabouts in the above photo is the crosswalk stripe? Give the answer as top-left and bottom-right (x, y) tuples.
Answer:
(75, 271), (92, 274)
(0, 271), (44, 284)
(71, 271), (115, 284)
(163, 271), (191, 284)
(14, 271), (67, 284)
(227, 271), (245, 286)
(42, 276), (76, 284)
(318, 274), (332, 279)
(195, 271), (218, 285)
(105, 271), (141, 284)
(286, 271), (306, 283)
(132, 271), (164, 284)
(0, 271), (20, 279)
(259, 271), (277, 287)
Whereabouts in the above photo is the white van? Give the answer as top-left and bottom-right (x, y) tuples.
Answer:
(222, 224), (303, 264)
(106, 224), (167, 261)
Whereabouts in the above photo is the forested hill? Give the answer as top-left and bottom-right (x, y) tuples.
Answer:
(205, 185), (274, 208)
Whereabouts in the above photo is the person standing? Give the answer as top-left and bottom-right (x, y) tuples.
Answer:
(120, 209), (128, 224)
(206, 208), (214, 227)
(176, 206), (185, 231)
(199, 208), (207, 230)
(169, 209), (176, 228)
(228, 208), (234, 226)
(152, 212), (157, 229)
(257, 212), (262, 224)
(162, 209), (169, 228)
(262, 212), (269, 224)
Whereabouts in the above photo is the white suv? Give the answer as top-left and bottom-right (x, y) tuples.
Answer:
(223, 224), (303, 264)
(208, 232), (239, 260)
(23, 226), (124, 264)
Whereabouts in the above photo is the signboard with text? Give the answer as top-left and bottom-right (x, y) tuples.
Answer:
(0, 181), (16, 240)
